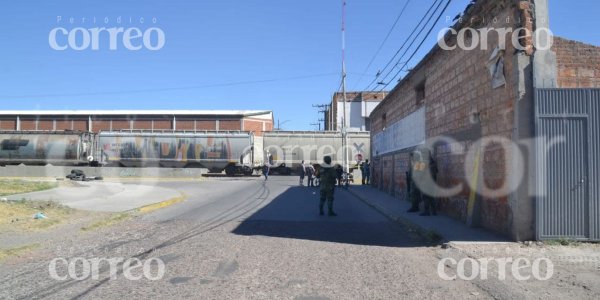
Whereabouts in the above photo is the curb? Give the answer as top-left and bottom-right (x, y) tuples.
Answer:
(346, 188), (444, 243)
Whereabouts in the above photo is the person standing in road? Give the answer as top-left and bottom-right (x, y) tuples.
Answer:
(263, 162), (270, 181)
(299, 160), (306, 186)
(335, 165), (343, 187)
(360, 162), (366, 184)
(318, 156), (338, 216)
(363, 159), (371, 185)
(306, 162), (315, 187)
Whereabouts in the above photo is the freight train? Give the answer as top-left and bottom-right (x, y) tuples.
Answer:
(0, 130), (254, 176)
(97, 131), (255, 176)
(0, 130), (371, 176)
(0, 131), (95, 166)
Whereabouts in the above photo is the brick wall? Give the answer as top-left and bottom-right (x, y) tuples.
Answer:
(20, 119), (37, 130)
(152, 120), (172, 130)
(0, 114), (271, 136)
(370, 0), (521, 236)
(91, 119), (111, 131)
(196, 120), (217, 130)
(0, 119), (16, 130)
(554, 37), (600, 88)
(243, 118), (272, 137)
(219, 120), (242, 131)
(132, 120), (154, 130)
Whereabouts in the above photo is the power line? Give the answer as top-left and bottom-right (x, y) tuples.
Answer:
(372, 0), (445, 90)
(376, 0), (453, 92)
(351, 0), (412, 90)
(0, 72), (339, 99)
(363, 0), (443, 92)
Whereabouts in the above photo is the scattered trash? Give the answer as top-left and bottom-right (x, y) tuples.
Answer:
(33, 212), (47, 220)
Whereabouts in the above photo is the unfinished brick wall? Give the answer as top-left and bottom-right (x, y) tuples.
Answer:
(0, 114), (271, 136)
(91, 119), (111, 131)
(244, 118), (273, 137)
(370, 0), (521, 236)
(132, 120), (154, 130)
(554, 37), (600, 88)
(0, 119), (16, 130)
(196, 120), (217, 130)
(20, 119), (38, 130)
(219, 120), (242, 131)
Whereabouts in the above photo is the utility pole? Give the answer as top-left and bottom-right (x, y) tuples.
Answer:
(277, 119), (290, 131)
(341, 0), (350, 174)
(312, 104), (329, 130)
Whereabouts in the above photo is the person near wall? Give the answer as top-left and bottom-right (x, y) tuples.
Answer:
(362, 159), (371, 185)
(422, 154), (438, 216)
(407, 151), (420, 213)
(407, 148), (438, 216)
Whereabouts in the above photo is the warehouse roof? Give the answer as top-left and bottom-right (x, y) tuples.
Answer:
(0, 110), (272, 118)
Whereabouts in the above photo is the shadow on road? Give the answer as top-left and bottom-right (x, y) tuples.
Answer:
(232, 186), (428, 248)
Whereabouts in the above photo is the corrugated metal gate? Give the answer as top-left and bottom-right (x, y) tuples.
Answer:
(535, 89), (600, 241)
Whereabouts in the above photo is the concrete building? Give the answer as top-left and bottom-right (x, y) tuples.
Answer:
(324, 91), (387, 131)
(0, 110), (273, 136)
(369, 0), (600, 240)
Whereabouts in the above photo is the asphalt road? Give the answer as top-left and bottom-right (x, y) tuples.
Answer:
(0, 177), (488, 299)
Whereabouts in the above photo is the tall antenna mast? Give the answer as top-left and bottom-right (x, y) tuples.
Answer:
(341, 0), (350, 173)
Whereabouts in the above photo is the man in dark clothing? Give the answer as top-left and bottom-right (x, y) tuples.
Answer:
(335, 165), (343, 187)
(422, 155), (438, 216)
(360, 162), (366, 185)
(407, 149), (438, 216)
(407, 152), (420, 213)
(306, 162), (315, 187)
(318, 156), (338, 216)
(363, 159), (371, 185)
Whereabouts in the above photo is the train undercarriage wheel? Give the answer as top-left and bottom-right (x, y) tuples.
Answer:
(225, 165), (236, 177)
(242, 166), (253, 176)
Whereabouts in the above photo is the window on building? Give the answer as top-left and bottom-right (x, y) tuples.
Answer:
(415, 80), (426, 107)
(382, 113), (387, 131)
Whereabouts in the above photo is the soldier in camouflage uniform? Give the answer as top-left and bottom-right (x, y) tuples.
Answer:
(318, 156), (338, 216)
(407, 148), (438, 216)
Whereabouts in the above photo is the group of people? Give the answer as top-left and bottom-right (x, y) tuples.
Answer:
(298, 160), (317, 187)
(295, 157), (338, 216)
(262, 150), (437, 218)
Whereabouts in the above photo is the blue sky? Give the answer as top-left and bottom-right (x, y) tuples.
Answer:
(1, 0), (599, 130)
